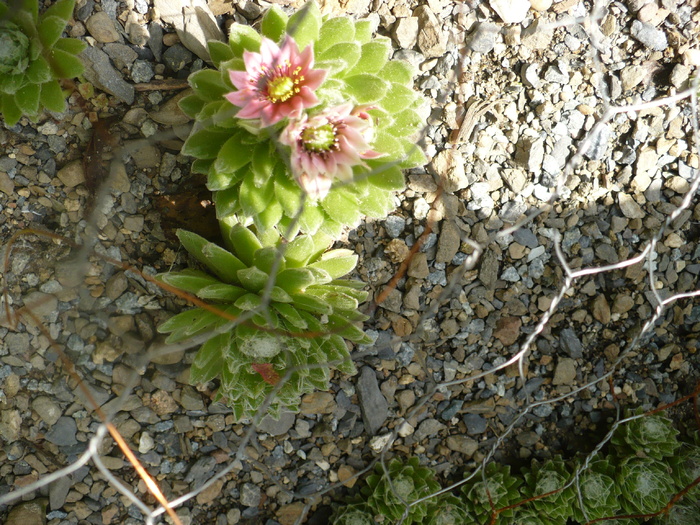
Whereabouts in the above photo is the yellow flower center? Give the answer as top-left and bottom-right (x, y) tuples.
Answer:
(267, 76), (296, 103)
(301, 123), (337, 152)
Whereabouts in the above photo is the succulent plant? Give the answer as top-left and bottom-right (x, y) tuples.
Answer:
(571, 459), (622, 523)
(460, 462), (523, 521)
(0, 0), (86, 126)
(362, 457), (441, 524)
(612, 411), (681, 460)
(424, 494), (472, 525)
(616, 455), (676, 515)
(156, 220), (369, 420)
(508, 504), (559, 525)
(179, 0), (427, 238)
(522, 456), (577, 522)
(329, 503), (376, 525)
(659, 500), (700, 525)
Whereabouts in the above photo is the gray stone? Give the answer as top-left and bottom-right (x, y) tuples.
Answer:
(392, 17), (419, 49)
(559, 328), (583, 358)
(45, 417), (78, 447)
(357, 366), (388, 435)
(618, 193), (645, 219)
(584, 124), (612, 160)
(414, 5), (447, 58)
(185, 456), (217, 488)
(103, 43), (138, 70)
(86, 11), (121, 43)
(130, 60), (154, 83)
(257, 411), (295, 436)
(553, 358), (577, 385)
(81, 46), (135, 104)
(479, 248), (500, 288)
(32, 396), (62, 426)
(467, 22), (499, 54)
(163, 44), (194, 72)
(384, 216), (406, 238)
(414, 418), (446, 441)
(154, 0), (225, 62)
(445, 435), (478, 456)
(5, 499), (47, 525)
(148, 22), (164, 61)
(463, 413), (487, 435)
(521, 19), (553, 50)
(512, 228), (538, 249)
(49, 476), (72, 510)
(240, 483), (261, 507)
(436, 220), (461, 264)
(57, 160), (85, 188)
(630, 20), (667, 51)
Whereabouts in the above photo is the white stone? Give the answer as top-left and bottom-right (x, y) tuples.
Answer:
(490, 0), (532, 24)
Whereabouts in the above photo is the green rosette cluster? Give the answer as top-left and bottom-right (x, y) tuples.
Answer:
(612, 411), (681, 460)
(329, 503), (375, 525)
(361, 457), (441, 524)
(178, 0), (426, 238)
(460, 462), (523, 521)
(0, 0), (85, 126)
(156, 221), (369, 421)
(522, 456), (577, 522)
(571, 459), (622, 523)
(616, 455), (676, 515)
(425, 494), (471, 525)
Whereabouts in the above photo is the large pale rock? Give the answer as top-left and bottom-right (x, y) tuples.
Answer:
(489, 0), (532, 24)
(154, 0), (225, 62)
(414, 5), (447, 58)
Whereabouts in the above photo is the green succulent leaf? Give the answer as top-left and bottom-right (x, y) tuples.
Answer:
(261, 5), (288, 42)
(226, 224), (263, 266)
(15, 82), (40, 116)
(353, 19), (374, 44)
(309, 250), (357, 279)
(276, 268), (316, 294)
(285, 0), (321, 50)
(349, 39), (391, 76)
(49, 47), (84, 78)
(25, 55), (52, 84)
(378, 60), (416, 85)
(179, 93), (206, 118)
(43, 0), (76, 22)
(1, 93), (22, 126)
(182, 126), (232, 159)
(38, 16), (66, 48)
(343, 74), (388, 104)
(318, 43), (361, 75)
(317, 17), (355, 54)
(229, 23), (261, 56)
(189, 68), (230, 101)
(240, 170), (275, 217)
(54, 37), (87, 55)
(39, 79), (65, 112)
(237, 266), (269, 293)
(321, 189), (360, 227)
(208, 40), (235, 68)
(190, 334), (227, 384)
(158, 269), (221, 294)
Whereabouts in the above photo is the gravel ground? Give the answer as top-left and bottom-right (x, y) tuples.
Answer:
(1, 0), (699, 524)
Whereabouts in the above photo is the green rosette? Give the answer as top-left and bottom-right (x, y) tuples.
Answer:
(460, 462), (523, 521)
(179, 0), (426, 238)
(522, 456), (577, 523)
(362, 457), (441, 524)
(156, 219), (369, 421)
(0, 0), (86, 125)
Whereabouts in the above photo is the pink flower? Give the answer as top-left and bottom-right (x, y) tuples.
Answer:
(280, 103), (382, 199)
(225, 36), (326, 127)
